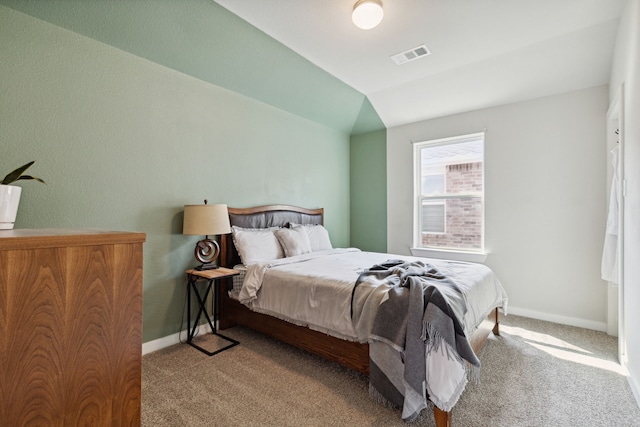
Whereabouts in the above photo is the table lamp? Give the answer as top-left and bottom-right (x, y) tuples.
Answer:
(183, 200), (231, 270)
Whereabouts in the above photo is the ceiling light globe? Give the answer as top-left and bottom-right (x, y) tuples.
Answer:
(352, 0), (384, 30)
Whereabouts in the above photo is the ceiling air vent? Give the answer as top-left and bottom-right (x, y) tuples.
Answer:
(390, 44), (431, 65)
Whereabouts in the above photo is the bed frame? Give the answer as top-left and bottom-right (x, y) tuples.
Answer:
(218, 205), (499, 427)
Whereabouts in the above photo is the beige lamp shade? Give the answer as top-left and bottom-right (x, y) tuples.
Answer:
(183, 203), (231, 236)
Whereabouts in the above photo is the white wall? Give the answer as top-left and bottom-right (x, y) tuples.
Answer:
(387, 86), (609, 330)
(609, 0), (640, 406)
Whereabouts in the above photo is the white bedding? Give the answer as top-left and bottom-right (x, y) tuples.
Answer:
(237, 248), (508, 344)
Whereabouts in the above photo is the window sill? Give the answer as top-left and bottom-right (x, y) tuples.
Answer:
(410, 247), (487, 263)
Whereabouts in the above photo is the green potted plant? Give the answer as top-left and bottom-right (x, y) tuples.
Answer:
(0, 161), (45, 229)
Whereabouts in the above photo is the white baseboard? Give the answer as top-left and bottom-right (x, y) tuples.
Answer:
(147, 308), (607, 354)
(142, 324), (213, 355)
(506, 306), (607, 332)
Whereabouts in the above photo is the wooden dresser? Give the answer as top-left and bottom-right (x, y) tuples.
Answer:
(0, 228), (145, 426)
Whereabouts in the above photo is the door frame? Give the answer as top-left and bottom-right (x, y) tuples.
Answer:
(607, 84), (625, 364)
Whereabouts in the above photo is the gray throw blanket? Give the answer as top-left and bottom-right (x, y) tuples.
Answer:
(353, 259), (480, 421)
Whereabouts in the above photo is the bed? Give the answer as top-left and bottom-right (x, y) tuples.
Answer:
(218, 205), (507, 427)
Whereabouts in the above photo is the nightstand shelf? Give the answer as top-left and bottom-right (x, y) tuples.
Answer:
(186, 267), (240, 356)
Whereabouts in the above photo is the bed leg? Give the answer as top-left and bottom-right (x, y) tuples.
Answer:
(434, 407), (451, 427)
(492, 307), (500, 336)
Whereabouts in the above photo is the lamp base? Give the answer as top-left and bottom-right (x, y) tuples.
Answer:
(195, 263), (219, 271)
(193, 238), (221, 271)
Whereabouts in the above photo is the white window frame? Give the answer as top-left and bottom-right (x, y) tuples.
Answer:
(412, 132), (486, 261)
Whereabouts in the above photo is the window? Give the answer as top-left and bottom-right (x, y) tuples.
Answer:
(421, 201), (445, 233)
(422, 173), (445, 195)
(414, 132), (484, 252)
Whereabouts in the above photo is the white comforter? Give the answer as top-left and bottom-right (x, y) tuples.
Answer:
(238, 248), (508, 414)
(238, 249), (508, 343)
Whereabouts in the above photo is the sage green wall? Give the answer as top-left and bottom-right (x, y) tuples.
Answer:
(351, 97), (386, 136)
(350, 130), (387, 252)
(0, 0), (389, 256)
(0, 6), (351, 342)
(0, 0), (379, 135)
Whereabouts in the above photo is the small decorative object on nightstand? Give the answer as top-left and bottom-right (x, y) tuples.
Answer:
(185, 267), (240, 356)
(183, 200), (231, 270)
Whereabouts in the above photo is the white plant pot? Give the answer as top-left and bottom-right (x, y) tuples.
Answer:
(0, 184), (22, 229)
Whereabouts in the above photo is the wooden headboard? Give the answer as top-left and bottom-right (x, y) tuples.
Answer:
(219, 205), (324, 268)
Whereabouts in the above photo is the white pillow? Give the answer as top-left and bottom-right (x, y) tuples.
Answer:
(231, 226), (284, 265)
(274, 227), (312, 257)
(290, 223), (333, 252)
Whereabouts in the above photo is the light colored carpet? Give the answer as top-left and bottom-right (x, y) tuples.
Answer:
(142, 315), (640, 426)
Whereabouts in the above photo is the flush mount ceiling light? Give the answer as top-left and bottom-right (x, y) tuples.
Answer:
(352, 0), (384, 30)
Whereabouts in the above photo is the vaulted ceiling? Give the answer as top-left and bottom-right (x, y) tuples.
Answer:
(215, 0), (626, 128)
(0, 0), (626, 134)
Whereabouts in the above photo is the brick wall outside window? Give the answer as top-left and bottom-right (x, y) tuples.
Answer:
(422, 161), (482, 249)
